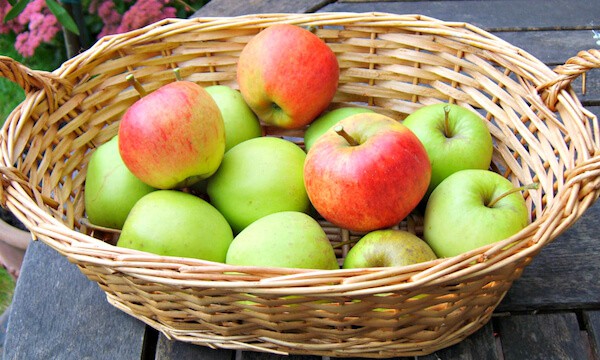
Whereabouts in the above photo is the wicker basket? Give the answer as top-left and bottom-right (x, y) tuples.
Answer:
(1, 12), (600, 358)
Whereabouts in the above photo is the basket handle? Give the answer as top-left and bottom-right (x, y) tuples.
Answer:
(538, 49), (600, 111)
(0, 56), (72, 112)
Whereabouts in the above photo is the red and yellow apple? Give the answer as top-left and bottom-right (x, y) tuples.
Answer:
(304, 113), (431, 232)
(304, 107), (374, 152)
(237, 24), (339, 129)
(118, 80), (225, 189)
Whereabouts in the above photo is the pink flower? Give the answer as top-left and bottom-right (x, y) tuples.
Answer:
(17, 0), (45, 23)
(3, 0), (197, 56)
(91, 1), (122, 38)
(117, 0), (177, 34)
(0, 0), (25, 34)
(10, 0), (60, 57)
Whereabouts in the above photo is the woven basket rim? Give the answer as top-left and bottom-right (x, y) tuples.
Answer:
(1, 12), (599, 295)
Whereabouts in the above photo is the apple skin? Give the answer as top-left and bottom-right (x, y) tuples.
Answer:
(423, 169), (529, 258)
(116, 190), (233, 262)
(237, 24), (339, 129)
(304, 107), (374, 152)
(225, 211), (339, 270)
(84, 136), (156, 229)
(118, 80), (225, 189)
(342, 229), (437, 268)
(206, 137), (310, 233)
(304, 112), (431, 232)
(402, 103), (493, 195)
(204, 85), (263, 152)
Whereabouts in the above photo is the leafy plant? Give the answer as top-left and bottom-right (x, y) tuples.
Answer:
(1, 0), (208, 58)
(4, 0), (79, 34)
(0, 31), (64, 125)
(0, 266), (15, 314)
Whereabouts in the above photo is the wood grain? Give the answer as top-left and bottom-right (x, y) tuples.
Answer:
(494, 312), (589, 360)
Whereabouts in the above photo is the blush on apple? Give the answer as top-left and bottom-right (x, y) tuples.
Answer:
(304, 107), (374, 152)
(304, 113), (431, 232)
(118, 78), (225, 189)
(237, 24), (339, 129)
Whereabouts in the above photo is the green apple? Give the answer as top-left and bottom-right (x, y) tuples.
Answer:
(424, 169), (531, 258)
(116, 190), (233, 262)
(84, 136), (156, 229)
(207, 136), (309, 233)
(205, 85), (263, 152)
(225, 211), (339, 269)
(304, 107), (374, 152)
(403, 103), (493, 195)
(342, 229), (437, 268)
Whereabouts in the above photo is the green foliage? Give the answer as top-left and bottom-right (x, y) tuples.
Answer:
(4, 0), (79, 34)
(2, 0), (28, 23)
(0, 267), (15, 315)
(46, 0), (80, 35)
(0, 32), (66, 126)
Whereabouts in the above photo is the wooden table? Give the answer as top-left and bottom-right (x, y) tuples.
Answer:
(3, 1), (600, 359)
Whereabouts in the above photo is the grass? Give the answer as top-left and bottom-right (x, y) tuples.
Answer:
(0, 268), (15, 314)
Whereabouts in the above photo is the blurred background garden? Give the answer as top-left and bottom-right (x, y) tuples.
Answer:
(0, 0), (209, 315)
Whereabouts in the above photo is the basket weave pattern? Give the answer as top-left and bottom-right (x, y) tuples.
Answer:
(1, 13), (600, 357)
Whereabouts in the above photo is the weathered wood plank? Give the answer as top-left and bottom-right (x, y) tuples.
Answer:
(321, 0), (600, 31)
(583, 311), (600, 360)
(570, 70), (600, 105)
(4, 3), (599, 360)
(238, 351), (322, 360)
(191, 0), (331, 18)
(494, 30), (599, 66)
(192, 1), (600, 104)
(2, 241), (147, 359)
(494, 312), (589, 360)
(419, 322), (499, 360)
(497, 198), (600, 312)
(155, 334), (235, 360)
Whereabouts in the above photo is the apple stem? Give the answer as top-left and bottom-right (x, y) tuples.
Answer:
(334, 125), (359, 146)
(487, 182), (539, 208)
(174, 67), (182, 81)
(126, 74), (147, 97)
(443, 105), (451, 138)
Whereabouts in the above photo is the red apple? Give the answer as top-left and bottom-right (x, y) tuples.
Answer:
(237, 24), (339, 129)
(304, 113), (431, 232)
(118, 80), (225, 189)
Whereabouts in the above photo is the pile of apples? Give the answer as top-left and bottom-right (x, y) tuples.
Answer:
(84, 24), (534, 270)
